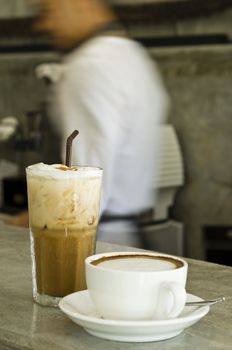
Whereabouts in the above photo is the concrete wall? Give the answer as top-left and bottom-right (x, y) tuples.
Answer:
(151, 45), (232, 259)
(0, 0), (33, 19)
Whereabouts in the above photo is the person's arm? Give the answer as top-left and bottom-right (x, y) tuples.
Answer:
(4, 210), (29, 227)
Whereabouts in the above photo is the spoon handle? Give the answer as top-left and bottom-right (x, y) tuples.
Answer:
(186, 297), (225, 307)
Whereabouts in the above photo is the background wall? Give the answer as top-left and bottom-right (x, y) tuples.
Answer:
(152, 45), (232, 259)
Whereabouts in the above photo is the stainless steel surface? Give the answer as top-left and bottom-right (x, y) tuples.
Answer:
(185, 296), (226, 307)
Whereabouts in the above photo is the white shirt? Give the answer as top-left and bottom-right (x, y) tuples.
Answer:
(50, 36), (169, 216)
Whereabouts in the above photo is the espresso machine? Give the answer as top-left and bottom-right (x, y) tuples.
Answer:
(0, 110), (44, 214)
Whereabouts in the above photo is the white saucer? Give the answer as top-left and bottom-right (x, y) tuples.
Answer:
(59, 290), (209, 342)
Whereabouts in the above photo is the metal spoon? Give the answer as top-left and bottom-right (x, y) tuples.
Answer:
(185, 296), (226, 307)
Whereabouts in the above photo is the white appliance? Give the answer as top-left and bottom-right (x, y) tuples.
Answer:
(141, 124), (185, 256)
(153, 124), (184, 220)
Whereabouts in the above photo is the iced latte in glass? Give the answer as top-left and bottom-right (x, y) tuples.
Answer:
(26, 163), (102, 306)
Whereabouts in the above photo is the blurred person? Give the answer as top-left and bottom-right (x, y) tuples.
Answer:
(7, 0), (169, 247)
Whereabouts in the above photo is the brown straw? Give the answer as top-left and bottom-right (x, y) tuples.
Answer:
(65, 130), (79, 167)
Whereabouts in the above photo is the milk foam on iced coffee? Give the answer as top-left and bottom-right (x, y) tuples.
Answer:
(27, 163), (102, 230)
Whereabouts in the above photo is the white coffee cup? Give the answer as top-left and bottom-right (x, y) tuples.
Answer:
(85, 251), (188, 321)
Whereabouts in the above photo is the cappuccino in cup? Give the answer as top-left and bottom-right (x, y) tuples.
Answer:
(91, 254), (184, 271)
(85, 252), (188, 321)
(26, 163), (102, 307)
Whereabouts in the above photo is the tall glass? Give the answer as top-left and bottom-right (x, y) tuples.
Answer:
(26, 163), (102, 307)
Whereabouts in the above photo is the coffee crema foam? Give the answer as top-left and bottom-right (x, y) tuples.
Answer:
(91, 254), (183, 271)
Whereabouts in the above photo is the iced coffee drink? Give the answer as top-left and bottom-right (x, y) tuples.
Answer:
(26, 163), (102, 306)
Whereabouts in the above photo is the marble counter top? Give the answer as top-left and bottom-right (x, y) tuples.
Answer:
(0, 222), (231, 349)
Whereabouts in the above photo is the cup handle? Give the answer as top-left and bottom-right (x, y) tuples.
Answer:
(155, 282), (186, 319)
